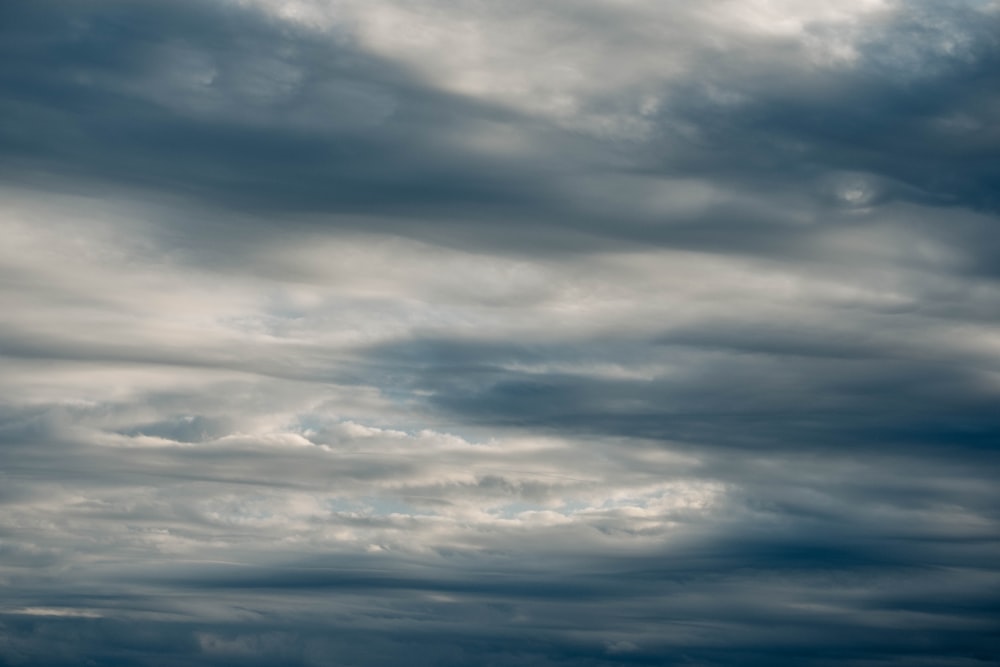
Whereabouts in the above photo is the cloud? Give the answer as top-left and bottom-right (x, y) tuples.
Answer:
(1, 0), (999, 665)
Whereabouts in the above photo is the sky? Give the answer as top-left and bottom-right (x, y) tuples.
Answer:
(1, 1), (999, 665)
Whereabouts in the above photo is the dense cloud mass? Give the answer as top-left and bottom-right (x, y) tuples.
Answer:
(1, 1), (999, 665)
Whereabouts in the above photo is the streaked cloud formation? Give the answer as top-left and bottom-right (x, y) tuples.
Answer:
(1, 1), (998, 665)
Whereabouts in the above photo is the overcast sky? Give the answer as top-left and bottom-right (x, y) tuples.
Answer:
(1, 1), (999, 665)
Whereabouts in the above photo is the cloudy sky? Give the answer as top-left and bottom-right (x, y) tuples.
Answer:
(2, 1), (999, 665)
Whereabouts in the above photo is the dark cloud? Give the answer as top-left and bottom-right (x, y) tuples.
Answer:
(0, 0), (577, 252)
(352, 332), (1000, 459)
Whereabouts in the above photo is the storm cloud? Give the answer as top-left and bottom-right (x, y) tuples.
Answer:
(1, 1), (998, 665)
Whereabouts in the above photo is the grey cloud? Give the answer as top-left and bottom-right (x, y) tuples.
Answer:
(352, 330), (1000, 454)
(2, 0), (1000, 666)
(0, 0), (574, 246)
(1, 0), (995, 261)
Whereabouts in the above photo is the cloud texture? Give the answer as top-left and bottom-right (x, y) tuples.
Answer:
(1, 1), (999, 665)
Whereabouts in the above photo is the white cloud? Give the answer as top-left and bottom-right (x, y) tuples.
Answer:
(10, 608), (103, 618)
(235, 0), (890, 135)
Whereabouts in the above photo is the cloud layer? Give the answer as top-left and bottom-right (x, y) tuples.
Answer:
(1, 1), (999, 665)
